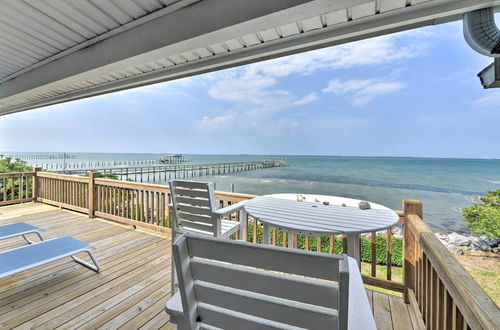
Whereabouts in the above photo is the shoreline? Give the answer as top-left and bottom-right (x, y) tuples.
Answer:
(373, 226), (499, 254)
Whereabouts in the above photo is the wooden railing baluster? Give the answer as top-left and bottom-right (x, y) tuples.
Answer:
(371, 232), (377, 277)
(386, 229), (392, 281)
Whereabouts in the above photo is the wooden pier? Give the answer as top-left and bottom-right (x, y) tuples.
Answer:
(51, 160), (287, 183)
(32, 159), (162, 171)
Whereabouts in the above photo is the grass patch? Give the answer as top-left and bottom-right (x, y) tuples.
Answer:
(456, 251), (500, 306)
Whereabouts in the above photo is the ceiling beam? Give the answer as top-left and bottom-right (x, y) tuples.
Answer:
(0, 0), (367, 105)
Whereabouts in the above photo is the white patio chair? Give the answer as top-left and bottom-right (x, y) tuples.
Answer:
(165, 233), (376, 330)
(168, 179), (248, 293)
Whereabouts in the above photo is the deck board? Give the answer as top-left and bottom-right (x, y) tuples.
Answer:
(0, 203), (173, 330)
(0, 203), (424, 330)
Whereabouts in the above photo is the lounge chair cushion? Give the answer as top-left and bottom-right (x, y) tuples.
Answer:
(0, 236), (97, 279)
(0, 222), (41, 240)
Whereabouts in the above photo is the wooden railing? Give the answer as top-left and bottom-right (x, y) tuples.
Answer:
(403, 200), (499, 329)
(37, 171), (89, 213)
(32, 170), (254, 235)
(3, 170), (500, 328)
(0, 171), (35, 206)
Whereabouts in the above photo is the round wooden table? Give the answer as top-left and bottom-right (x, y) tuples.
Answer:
(244, 193), (399, 264)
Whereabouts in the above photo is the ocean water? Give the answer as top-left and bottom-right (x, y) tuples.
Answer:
(6, 152), (500, 232)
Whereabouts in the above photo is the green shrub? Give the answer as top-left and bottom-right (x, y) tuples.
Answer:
(462, 190), (500, 238)
(0, 156), (32, 173)
(247, 221), (402, 266)
(81, 171), (120, 180)
(0, 157), (33, 200)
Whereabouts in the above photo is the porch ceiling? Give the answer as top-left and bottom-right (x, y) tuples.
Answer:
(0, 0), (498, 116)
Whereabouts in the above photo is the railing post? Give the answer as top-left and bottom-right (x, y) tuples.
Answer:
(403, 199), (423, 304)
(88, 172), (100, 218)
(32, 167), (42, 202)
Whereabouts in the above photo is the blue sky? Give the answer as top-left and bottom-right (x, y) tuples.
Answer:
(1, 19), (499, 158)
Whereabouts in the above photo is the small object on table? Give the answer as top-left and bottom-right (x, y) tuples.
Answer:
(359, 201), (371, 210)
(323, 201), (330, 205)
(342, 203), (347, 207)
(296, 194), (304, 202)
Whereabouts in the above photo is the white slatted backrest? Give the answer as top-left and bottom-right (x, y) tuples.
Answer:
(169, 180), (220, 237)
(173, 233), (350, 330)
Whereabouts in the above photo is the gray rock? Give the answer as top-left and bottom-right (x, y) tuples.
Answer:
(391, 227), (402, 237)
(482, 237), (500, 248)
(448, 232), (470, 246)
(435, 233), (449, 242)
(359, 201), (371, 210)
(472, 239), (492, 252)
(445, 244), (464, 255)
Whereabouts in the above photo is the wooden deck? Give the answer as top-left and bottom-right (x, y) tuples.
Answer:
(0, 203), (173, 330)
(0, 203), (424, 330)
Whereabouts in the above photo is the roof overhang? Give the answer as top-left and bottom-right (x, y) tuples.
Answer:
(0, 0), (498, 116)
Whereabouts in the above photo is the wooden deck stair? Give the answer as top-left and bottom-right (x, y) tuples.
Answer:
(0, 203), (423, 330)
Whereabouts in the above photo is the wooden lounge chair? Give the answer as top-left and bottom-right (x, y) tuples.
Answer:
(169, 179), (248, 293)
(0, 236), (100, 279)
(0, 222), (44, 244)
(165, 233), (376, 330)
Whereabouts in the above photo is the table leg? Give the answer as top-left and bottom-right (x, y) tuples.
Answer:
(263, 224), (271, 245)
(287, 232), (294, 249)
(239, 209), (247, 242)
(347, 233), (361, 267)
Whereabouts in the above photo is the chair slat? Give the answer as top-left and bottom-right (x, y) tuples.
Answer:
(191, 258), (338, 308)
(194, 281), (339, 329)
(176, 196), (211, 207)
(178, 211), (213, 225)
(197, 303), (304, 330)
(174, 188), (210, 199)
(187, 235), (342, 281)
(173, 180), (213, 190)
(179, 219), (213, 233)
(178, 204), (213, 216)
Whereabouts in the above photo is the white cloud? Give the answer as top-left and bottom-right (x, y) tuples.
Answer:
(322, 78), (404, 106)
(195, 111), (237, 132)
(209, 72), (290, 106)
(472, 91), (500, 107)
(198, 32), (422, 133)
(207, 33), (418, 109)
(292, 93), (318, 106)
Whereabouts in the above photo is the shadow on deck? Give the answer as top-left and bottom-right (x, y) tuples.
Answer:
(0, 203), (421, 330)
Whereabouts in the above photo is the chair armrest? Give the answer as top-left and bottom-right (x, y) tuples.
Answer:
(165, 291), (183, 319)
(213, 200), (247, 217)
(347, 257), (376, 330)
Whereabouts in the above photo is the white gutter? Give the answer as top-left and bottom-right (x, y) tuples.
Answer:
(463, 7), (500, 57)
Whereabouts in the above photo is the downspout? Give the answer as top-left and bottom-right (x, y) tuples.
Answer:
(463, 7), (500, 57)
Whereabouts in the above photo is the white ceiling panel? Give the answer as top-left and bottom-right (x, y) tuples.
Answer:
(0, 0), (497, 115)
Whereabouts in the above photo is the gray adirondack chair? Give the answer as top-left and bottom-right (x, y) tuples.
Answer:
(168, 179), (248, 293)
(165, 233), (376, 330)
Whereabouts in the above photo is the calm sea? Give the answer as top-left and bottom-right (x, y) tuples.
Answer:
(6, 152), (500, 233)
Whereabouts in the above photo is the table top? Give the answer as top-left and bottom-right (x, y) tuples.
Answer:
(244, 194), (399, 235)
